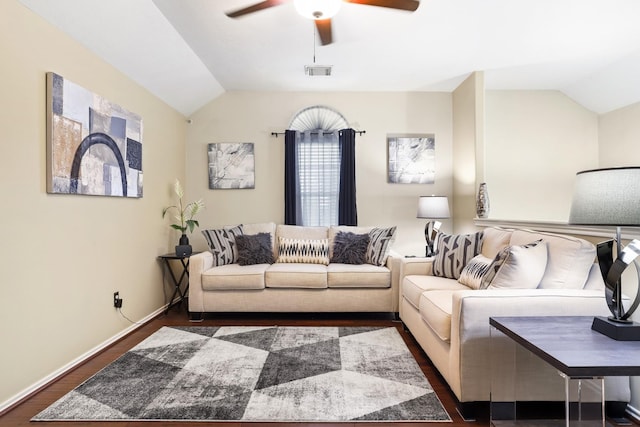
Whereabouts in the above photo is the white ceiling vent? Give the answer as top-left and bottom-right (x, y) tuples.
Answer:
(305, 65), (332, 76)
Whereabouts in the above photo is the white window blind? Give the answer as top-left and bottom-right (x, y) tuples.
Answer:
(296, 130), (340, 226)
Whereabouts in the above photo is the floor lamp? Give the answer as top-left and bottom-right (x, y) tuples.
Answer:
(569, 167), (640, 340)
(417, 196), (450, 257)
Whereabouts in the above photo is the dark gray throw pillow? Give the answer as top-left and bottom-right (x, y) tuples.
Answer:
(235, 233), (274, 266)
(331, 231), (370, 264)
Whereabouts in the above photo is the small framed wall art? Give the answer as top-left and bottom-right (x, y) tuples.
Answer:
(387, 134), (435, 184)
(207, 143), (255, 189)
(46, 72), (143, 197)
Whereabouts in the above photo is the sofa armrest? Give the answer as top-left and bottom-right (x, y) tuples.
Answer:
(188, 251), (213, 313)
(449, 289), (612, 401)
(398, 256), (434, 283)
(386, 253), (402, 312)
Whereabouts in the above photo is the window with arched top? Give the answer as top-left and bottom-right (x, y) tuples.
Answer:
(284, 106), (357, 226)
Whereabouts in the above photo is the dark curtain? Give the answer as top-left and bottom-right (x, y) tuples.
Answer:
(338, 128), (358, 226)
(284, 130), (297, 225)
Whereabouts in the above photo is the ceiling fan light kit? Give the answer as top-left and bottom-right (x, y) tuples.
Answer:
(294, 0), (342, 19)
(225, 0), (419, 46)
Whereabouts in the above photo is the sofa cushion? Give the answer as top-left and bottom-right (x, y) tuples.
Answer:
(201, 263), (267, 290)
(277, 237), (330, 265)
(236, 233), (275, 266)
(432, 232), (484, 279)
(419, 290), (455, 342)
(327, 263), (391, 288)
(201, 224), (243, 266)
(458, 254), (493, 290)
(482, 240), (548, 289)
(331, 232), (370, 264)
(481, 226), (512, 259)
(403, 275), (468, 309)
(265, 263), (328, 288)
(367, 226), (397, 266)
(509, 229), (596, 289)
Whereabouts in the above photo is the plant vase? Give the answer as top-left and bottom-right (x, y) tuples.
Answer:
(175, 233), (192, 257)
(476, 182), (490, 218)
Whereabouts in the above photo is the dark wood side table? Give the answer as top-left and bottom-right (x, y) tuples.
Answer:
(489, 316), (640, 426)
(158, 252), (200, 314)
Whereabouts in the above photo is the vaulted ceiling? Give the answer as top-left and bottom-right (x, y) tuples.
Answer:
(19, 0), (640, 116)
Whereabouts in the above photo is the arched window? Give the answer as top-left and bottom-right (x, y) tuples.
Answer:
(284, 106), (357, 226)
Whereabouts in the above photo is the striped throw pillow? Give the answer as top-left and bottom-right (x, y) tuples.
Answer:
(277, 237), (330, 265)
(458, 255), (493, 289)
(432, 232), (484, 279)
(201, 224), (243, 266)
(367, 226), (397, 266)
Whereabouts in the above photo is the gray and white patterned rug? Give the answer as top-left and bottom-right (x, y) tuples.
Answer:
(33, 326), (451, 422)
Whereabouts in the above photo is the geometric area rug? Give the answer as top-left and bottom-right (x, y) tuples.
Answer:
(33, 326), (451, 422)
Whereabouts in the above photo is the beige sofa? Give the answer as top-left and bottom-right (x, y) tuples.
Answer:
(189, 222), (399, 319)
(399, 226), (630, 417)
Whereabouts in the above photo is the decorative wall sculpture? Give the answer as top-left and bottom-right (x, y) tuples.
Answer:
(208, 143), (255, 189)
(387, 134), (435, 184)
(46, 72), (143, 198)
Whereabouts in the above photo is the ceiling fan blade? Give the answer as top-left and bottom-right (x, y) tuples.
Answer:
(226, 0), (288, 18)
(345, 0), (419, 12)
(315, 19), (333, 45)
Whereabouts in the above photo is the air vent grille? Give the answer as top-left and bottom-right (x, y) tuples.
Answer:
(305, 65), (332, 76)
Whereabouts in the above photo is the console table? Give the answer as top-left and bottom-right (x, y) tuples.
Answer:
(489, 316), (640, 426)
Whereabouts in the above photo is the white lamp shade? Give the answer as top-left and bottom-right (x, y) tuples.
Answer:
(417, 196), (450, 219)
(294, 0), (342, 19)
(569, 167), (640, 226)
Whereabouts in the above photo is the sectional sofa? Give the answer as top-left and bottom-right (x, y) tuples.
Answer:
(188, 222), (399, 318)
(398, 226), (630, 417)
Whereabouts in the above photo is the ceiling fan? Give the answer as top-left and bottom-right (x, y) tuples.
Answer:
(225, 0), (420, 45)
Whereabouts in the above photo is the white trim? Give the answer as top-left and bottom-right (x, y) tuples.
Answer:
(0, 306), (165, 414)
(627, 404), (640, 423)
(474, 218), (640, 240)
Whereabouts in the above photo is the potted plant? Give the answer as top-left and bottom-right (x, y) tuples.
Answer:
(162, 179), (205, 256)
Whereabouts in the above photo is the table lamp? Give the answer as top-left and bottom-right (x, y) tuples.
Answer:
(569, 167), (640, 340)
(417, 195), (450, 257)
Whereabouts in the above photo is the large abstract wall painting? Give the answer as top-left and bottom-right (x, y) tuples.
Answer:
(208, 143), (255, 189)
(388, 134), (435, 184)
(46, 72), (143, 198)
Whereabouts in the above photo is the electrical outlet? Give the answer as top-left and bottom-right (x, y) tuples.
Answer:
(113, 291), (123, 308)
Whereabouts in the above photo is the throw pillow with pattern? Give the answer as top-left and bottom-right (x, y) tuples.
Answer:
(432, 232), (484, 279)
(235, 233), (275, 266)
(201, 224), (243, 266)
(367, 226), (397, 266)
(458, 254), (493, 290)
(278, 237), (330, 265)
(331, 232), (370, 264)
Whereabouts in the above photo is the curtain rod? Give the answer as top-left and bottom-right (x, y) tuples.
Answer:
(271, 130), (366, 137)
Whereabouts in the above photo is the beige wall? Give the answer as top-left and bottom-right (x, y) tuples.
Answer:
(186, 91), (453, 257)
(484, 91), (599, 222)
(599, 102), (640, 168)
(452, 72), (484, 234)
(0, 0), (185, 408)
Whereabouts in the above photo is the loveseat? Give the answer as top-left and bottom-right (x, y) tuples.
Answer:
(188, 222), (399, 319)
(399, 226), (630, 417)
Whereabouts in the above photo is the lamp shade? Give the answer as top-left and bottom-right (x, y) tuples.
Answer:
(417, 196), (450, 219)
(569, 167), (640, 226)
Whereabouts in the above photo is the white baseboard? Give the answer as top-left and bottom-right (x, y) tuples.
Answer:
(0, 306), (166, 414)
(627, 404), (640, 423)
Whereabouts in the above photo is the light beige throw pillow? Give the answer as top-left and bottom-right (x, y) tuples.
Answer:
(482, 240), (548, 289)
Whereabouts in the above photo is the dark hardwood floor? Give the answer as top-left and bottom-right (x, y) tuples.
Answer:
(0, 306), (487, 426)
